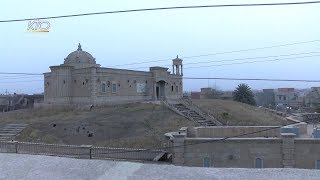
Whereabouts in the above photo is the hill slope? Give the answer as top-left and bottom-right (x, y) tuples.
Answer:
(0, 100), (288, 148)
(0, 103), (195, 148)
(193, 99), (287, 126)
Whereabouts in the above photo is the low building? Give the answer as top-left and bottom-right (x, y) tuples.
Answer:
(200, 88), (214, 99)
(255, 89), (275, 108)
(190, 92), (200, 99)
(219, 91), (233, 100)
(0, 95), (9, 112)
(0, 94), (44, 112)
(274, 88), (303, 109)
(166, 124), (320, 169)
(44, 44), (183, 106)
(305, 87), (320, 109)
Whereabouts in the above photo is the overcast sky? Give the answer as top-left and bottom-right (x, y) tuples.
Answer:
(0, 0), (319, 94)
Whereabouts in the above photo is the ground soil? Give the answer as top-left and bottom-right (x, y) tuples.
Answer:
(0, 103), (195, 148)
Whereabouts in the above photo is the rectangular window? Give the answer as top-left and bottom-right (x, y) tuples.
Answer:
(316, 160), (320, 169)
(101, 82), (106, 93)
(171, 85), (174, 92)
(112, 83), (117, 93)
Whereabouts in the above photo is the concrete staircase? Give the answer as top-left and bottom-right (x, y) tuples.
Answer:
(0, 124), (28, 141)
(163, 98), (222, 126)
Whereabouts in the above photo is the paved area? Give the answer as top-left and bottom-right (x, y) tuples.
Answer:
(0, 153), (320, 180)
(0, 124), (28, 141)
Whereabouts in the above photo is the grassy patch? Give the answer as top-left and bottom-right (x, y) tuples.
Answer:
(193, 99), (287, 126)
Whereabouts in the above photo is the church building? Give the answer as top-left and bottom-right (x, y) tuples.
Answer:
(44, 44), (183, 105)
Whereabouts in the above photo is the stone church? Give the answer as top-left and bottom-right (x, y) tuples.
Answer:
(44, 44), (183, 105)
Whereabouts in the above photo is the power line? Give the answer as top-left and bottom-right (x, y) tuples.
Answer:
(109, 40), (320, 68)
(2, 73), (320, 83)
(184, 54), (320, 69)
(0, 76), (44, 80)
(0, 52), (317, 77)
(183, 77), (320, 82)
(0, 74), (41, 78)
(0, 80), (43, 83)
(1, 1), (320, 23)
(0, 53), (319, 81)
(0, 72), (42, 75)
(182, 51), (320, 66)
(126, 53), (320, 69)
(126, 51), (320, 70)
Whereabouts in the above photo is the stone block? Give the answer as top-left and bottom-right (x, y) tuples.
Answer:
(282, 148), (295, 155)
(283, 159), (295, 166)
(283, 154), (294, 160)
(173, 147), (184, 153)
(282, 143), (294, 149)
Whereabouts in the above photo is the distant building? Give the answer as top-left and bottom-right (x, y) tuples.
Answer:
(44, 44), (183, 106)
(219, 91), (233, 100)
(255, 89), (275, 108)
(305, 87), (320, 109)
(274, 88), (303, 109)
(0, 94), (43, 112)
(200, 88), (214, 99)
(190, 88), (233, 100)
(190, 92), (200, 99)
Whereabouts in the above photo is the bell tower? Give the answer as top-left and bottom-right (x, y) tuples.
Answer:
(172, 55), (183, 76)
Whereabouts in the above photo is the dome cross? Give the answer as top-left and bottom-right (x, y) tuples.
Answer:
(77, 43), (82, 51)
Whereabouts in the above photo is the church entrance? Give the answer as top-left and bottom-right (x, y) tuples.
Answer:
(156, 80), (166, 100)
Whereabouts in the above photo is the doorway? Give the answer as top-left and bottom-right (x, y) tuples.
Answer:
(156, 80), (166, 100)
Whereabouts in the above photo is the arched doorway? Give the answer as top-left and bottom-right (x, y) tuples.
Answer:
(156, 80), (166, 100)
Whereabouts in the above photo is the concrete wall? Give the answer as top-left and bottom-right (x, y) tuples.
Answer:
(178, 137), (282, 168)
(295, 139), (320, 169)
(188, 126), (281, 138)
(171, 132), (320, 169)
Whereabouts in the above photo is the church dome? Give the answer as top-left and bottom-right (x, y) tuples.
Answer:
(64, 43), (96, 65)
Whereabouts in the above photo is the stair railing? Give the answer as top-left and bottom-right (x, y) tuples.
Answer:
(161, 99), (197, 124)
(179, 98), (223, 126)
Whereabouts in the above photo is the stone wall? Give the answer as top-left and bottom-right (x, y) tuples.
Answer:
(44, 66), (182, 105)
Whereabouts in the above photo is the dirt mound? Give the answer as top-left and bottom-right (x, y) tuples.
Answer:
(1, 103), (195, 148)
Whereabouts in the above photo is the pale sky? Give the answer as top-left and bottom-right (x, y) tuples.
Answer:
(0, 0), (319, 94)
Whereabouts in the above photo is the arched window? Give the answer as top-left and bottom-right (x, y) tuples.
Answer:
(101, 82), (106, 93)
(255, 158), (263, 168)
(112, 82), (117, 93)
(316, 160), (320, 169)
(203, 157), (211, 167)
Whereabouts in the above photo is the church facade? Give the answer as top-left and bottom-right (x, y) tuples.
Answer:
(44, 44), (183, 105)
